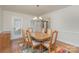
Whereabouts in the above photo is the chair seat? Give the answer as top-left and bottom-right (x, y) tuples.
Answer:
(43, 41), (50, 48)
(43, 40), (55, 47)
(32, 40), (41, 46)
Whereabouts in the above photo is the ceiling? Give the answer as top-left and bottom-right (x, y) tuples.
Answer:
(0, 5), (70, 16)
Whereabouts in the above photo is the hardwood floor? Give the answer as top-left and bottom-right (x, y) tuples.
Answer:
(56, 41), (79, 53)
(1, 39), (79, 53)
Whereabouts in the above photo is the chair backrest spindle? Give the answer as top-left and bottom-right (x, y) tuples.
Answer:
(52, 31), (58, 44)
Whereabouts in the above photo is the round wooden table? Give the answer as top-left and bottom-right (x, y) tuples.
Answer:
(31, 32), (51, 42)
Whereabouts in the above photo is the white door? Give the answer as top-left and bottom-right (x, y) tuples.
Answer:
(12, 16), (23, 39)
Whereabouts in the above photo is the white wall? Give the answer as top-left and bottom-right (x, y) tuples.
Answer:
(41, 6), (79, 47)
(0, 8), (3, 32)
(2, 10), (34, 39)
(0, 8), (1, 32)
(3, 10), (34, 31)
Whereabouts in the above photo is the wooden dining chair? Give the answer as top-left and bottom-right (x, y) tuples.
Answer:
(22, 28), (40, 50)
(22, 29), (29, 47)
(15, 28), (27, 51)
(27, 28), (33, 45)
(43, 30), (58, 53)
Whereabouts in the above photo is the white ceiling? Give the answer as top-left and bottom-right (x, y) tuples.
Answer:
(0, 5), (70, 16)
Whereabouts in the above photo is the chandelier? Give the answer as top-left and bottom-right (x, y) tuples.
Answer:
(33, 17), (43, 20)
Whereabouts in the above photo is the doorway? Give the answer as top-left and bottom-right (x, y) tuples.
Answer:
(11, 16), (23, 39)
